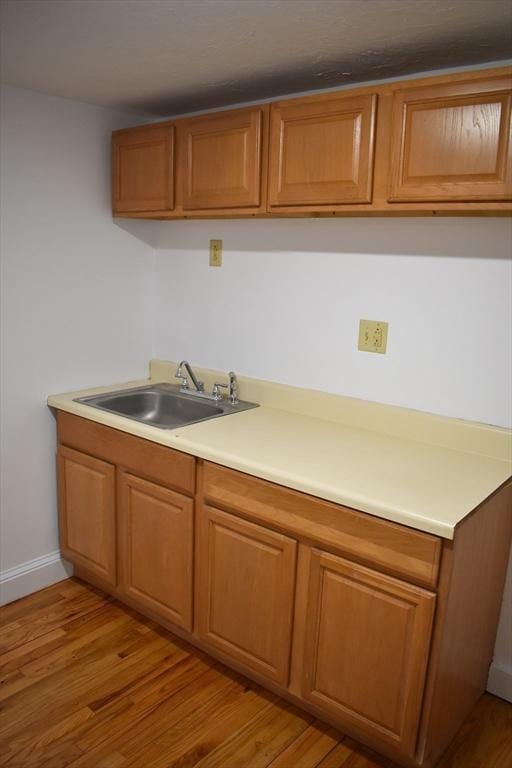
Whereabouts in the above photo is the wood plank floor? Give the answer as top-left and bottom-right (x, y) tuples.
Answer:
(0, 579), (511, 768)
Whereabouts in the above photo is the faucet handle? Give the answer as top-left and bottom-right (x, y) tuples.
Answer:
(212, 382), (228, 400)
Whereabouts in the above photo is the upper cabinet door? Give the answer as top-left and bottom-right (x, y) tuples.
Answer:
(302, 549), (435, 757)
(181, 107), (266, 210)
(388, 76), (512, 202)
(268, 93), (377, 207)
(112, 124), (174, 213)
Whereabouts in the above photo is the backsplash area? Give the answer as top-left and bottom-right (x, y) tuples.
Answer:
(153, 217), (512, 429)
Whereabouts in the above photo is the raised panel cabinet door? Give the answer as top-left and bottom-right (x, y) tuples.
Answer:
(118, 472), (194, 631)
(181, 107), (265, 210)
(302, 549), (436, 757)
(268, 93), (377, 206)
(112, 124), (174, 212)
(58, 446), (116, 586)
(197, 505), (297, 686)
(388, 76), (512, 201)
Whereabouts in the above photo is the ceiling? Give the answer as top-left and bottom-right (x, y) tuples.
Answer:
(1, 0), (511, 117)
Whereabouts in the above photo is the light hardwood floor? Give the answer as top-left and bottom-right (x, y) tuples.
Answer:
(0, 579), (511, 768)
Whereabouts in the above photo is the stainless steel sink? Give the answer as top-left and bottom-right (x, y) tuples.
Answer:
(74, 383), (258, 429)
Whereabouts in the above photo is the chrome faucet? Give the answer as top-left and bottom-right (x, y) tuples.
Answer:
(175, 361), (204, 393)
(175, 361), (240, 405)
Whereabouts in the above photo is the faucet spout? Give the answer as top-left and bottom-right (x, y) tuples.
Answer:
(175, 361), (204, 393)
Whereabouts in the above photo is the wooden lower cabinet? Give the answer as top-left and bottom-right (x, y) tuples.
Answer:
(197, 505), (297, 686)
(118, 472), (194, 631)
(58, 445), (117, 586)
(56, 414), (512, 768)
(302, 549), (436, 757)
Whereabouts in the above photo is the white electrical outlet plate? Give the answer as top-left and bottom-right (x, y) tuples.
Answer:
(209, 240), (222, 267)
(358, 320), (389, 353)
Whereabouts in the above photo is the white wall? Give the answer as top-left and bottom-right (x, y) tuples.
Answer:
(154, 218), (512, 428)
(153, 217), (512, 700)
(0, 85), (155, 596)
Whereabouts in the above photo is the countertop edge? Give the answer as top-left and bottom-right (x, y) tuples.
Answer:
(47, 391), (463, 540)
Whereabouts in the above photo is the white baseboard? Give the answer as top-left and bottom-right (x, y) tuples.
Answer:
(0, 550), (74, 606)
(487, 662), (512, 703)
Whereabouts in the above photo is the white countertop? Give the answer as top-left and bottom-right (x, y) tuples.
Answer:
(48, 366), (512, 540)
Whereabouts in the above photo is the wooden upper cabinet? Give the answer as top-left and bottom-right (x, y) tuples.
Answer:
(112, 123), (174, 212)
(388, 76), (512, 202)
(268, 93), (377, 207)
(110, 68), (512, 218)
(58, 446), (116, 586)
(302, 549), (435, 757)
(197, 505), (297, 686)
(181, 106), (267, 210)
(118, 472), (194, 630)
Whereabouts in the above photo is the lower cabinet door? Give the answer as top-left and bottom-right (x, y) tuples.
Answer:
(118, 472), (194, 631)
(197, 505), (297, 686)
(58, 445), (116, 586)
(302, 549), (435, 756)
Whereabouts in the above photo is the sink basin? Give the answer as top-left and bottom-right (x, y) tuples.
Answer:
(74, 383), (258, 429)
